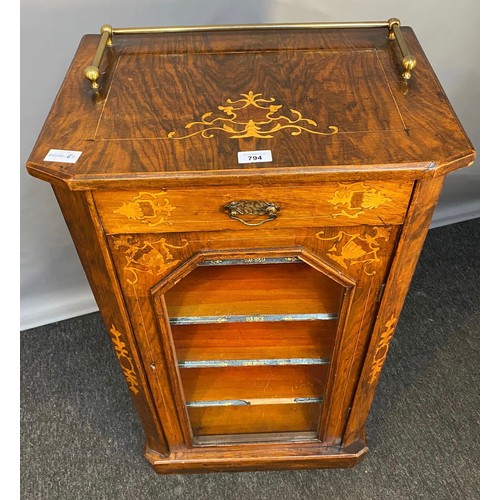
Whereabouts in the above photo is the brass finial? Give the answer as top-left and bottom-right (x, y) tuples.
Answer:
(402, 55), (417, 80)
(387, 18), (400, 39)
(84, 65), (100, 89)
(100, 24), (113, 46)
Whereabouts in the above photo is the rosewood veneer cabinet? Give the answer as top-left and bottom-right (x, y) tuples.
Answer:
(26, 20), (475, 473)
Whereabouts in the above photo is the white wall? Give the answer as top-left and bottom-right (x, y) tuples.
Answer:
(20, 0), (479, 330)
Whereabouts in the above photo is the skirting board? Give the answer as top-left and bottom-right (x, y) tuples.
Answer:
(20, 205), (479, 331)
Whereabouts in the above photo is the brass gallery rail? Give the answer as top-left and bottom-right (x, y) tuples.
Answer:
(84, 18), (417, 89)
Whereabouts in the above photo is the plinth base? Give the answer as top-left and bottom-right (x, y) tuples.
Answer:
(145, 440), (368, 474)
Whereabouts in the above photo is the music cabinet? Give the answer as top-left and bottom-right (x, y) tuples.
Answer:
(26, 20), (475, 473)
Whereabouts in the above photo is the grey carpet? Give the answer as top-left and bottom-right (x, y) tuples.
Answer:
(20, 218), (480, 500)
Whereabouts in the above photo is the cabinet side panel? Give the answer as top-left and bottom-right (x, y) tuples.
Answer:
(342, 176), (445, 448)
(51, 185), (168, 455)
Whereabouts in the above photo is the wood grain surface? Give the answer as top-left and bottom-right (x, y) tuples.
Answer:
(188, 403), (322, 436)
(50, 187), (169, 455)
(172, 320), (337, 361)
(146, 441), (367, 473)
(341, 177), (445, 448)
(180, 364), (328, 402)
(26, 27), (475, 190)
(163, 262), (343, 318)
(93, 181), (413, 234)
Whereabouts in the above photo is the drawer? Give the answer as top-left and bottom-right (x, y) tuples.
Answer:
(93, 181), (413, 234)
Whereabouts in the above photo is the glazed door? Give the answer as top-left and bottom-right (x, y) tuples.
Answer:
(108, 224), (399, 449)
(153, 252), (350, 445)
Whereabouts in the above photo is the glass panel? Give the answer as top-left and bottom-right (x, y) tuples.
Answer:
(163, 259), (344, 443)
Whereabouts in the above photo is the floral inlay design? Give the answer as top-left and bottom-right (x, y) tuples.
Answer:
(113, 192), (177, 228)
(368, 315), (397, 385)
(113, 236), (189, 285)
(167, 91), (339, 140)
(110, 325), (140, 395)
(316, 227), (391, 275)
(327, 182), (392, 219)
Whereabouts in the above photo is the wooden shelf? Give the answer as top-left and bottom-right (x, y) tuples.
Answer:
(172, 320), (338, 362)
(188, 402), (322, 436)
(179, 364), (328, 402)
(164, 263), (343, 319)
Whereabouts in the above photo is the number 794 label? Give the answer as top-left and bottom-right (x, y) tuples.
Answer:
(237, 150), (273, 164)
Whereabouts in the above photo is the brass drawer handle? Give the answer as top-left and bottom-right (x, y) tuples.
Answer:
(223, 200), (280, 226)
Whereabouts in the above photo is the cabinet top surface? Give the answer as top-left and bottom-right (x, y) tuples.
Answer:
(27, 26), (475, 189)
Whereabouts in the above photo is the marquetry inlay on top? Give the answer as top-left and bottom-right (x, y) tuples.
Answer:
(166, 91), (339, 140)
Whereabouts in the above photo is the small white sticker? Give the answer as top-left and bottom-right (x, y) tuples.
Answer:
(238, 150), (272, 164)
(44, 149), (82, 164)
